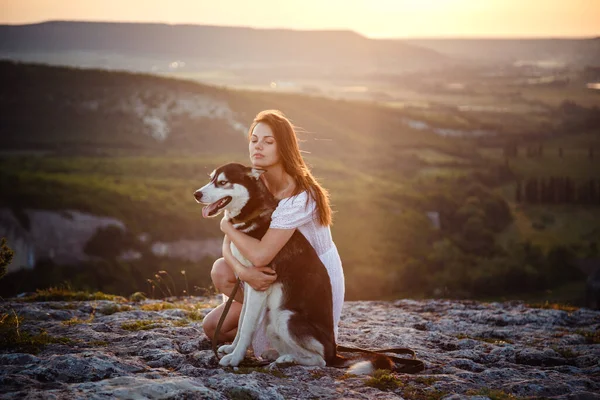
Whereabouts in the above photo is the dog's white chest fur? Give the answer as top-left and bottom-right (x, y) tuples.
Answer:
(230, 242), (253, 268)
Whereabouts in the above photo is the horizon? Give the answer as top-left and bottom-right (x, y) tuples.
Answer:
(1, 19), (599, 40)
(1, 0), (599, 39)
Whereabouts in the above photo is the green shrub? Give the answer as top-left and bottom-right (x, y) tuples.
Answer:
(0, 237), (14, 280)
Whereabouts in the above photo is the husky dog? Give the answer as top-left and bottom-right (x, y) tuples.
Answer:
(194, 163), (393, 373)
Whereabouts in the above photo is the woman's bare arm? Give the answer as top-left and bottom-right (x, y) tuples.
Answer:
(220, 218), (295, 267)
(222, 235), (277, 291)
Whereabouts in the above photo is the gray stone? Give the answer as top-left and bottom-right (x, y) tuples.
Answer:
(0, 296), (599, 399)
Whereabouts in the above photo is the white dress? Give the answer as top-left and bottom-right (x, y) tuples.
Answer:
(228, 190), (346, 358)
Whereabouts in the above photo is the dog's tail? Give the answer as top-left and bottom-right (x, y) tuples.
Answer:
(330, 345), (425, 375)
(328, 353), (395, 375)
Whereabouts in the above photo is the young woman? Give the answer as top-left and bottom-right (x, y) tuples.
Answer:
(202, 109), (345, 358)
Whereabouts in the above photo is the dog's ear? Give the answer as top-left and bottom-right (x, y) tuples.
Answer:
(248, 168), (266, 180)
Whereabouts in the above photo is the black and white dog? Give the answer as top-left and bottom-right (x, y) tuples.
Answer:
(194, 163), (392, 373)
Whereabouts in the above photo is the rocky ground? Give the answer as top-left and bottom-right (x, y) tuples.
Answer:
(1, 296), (599, 399)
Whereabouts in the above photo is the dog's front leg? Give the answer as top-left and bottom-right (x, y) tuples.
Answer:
(219, 286), (268, 367)
(217, 281), (249, 355)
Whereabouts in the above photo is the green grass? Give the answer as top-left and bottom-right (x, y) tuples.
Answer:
(364, 370), (446, 399)
(140, 302), (176, 311)
(551, 346), (580, 359)
(575, 329), (600, 344)
(497, 204), (600, 252)
(481, 151), (600, 182)
(120, 320), (162, 331)
(0, 312), (73, 354)
(527, 301), (579, 312)
(466, 388), (524, 400)
(364, 370), (403, 391)
(61, 314), (95, 326)
(21, 287), (126, 302)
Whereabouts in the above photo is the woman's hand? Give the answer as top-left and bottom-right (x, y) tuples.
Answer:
(240, 266), (277, 292)
(220, 216), (233, 234)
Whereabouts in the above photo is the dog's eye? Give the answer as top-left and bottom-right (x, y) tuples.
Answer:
(218, 180), (228, 186)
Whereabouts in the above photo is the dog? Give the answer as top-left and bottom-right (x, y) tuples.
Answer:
(194, 163), (393, 374)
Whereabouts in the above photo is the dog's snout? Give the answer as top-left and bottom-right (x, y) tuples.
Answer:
(194, 190), (203, 201)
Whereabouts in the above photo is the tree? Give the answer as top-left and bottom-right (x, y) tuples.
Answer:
(0, 237), (14, 280)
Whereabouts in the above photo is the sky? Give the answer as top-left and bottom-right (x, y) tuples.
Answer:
(1, 0), (599, 38)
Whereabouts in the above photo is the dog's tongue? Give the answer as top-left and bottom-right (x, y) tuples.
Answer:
(202, 201), (221, 218)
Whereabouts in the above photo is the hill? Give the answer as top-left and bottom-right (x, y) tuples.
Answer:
(0, 61), (598, 304)
(0, 21), (447, 77)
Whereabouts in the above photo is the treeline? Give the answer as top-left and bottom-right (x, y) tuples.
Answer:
(369, 179), (587, 300)
(503, 143), (596, 159)
(516, 178), (600, 205)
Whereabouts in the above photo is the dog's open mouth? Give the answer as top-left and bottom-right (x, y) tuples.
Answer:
(202, 196), (232, 218)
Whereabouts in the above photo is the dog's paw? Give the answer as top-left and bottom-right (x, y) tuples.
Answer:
(219, 352), (244, 367)
(260, 349), (280, 361)
(275, 354), (297, 365)
(218, 344), (235, 355)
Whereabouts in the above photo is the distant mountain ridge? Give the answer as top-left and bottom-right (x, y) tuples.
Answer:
(405, 37), (600, 66)
(0, 21), (446, 74)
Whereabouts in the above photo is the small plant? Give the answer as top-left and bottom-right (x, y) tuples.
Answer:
(364, 369), (403, 391)
(1, 312), (73, 354)
(141, 302), (175, 311)
(99, 304), (132, 315)
(185, 310), (204, 321)
(0, 237), (14, 280)
(527, 301), (579, 312)
(575, 329), (600, 344)
(551, 346), (580, 359)
(401, 385), (446, 400)
(364, 370), (445, 398)
(61, 314), (95, 326)
(467, 388), (523, 400)
(309, 369), (326, 379)
(22, 287), (125, 302)
(181, 270), (190, 296)
(413, 377), (438, 385)
(121, 320), (162, 331)
(145, 270), (178, 298)
(158, 270), (177, 297)
(171, 319), (189, 327)
(226, 387), (256, 400)
(129, 292), (147, 302)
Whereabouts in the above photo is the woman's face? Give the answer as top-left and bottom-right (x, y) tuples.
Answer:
(249, 122), (280, 169)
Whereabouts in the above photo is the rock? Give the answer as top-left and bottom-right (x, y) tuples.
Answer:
(0, 297), (599, 399)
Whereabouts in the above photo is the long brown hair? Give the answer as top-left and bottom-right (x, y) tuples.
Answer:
(248, 110), (332, 226)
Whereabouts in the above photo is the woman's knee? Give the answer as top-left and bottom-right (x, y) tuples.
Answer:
(211, 258), (235, 286)
(203, 308), (218, 338)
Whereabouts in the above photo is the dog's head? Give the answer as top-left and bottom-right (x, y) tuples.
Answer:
(193, 163), (267, 219)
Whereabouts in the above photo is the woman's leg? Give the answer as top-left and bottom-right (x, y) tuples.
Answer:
(203, 258), (244, 342)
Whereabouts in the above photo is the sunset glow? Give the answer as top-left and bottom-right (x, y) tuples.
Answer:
(1, 0), (598, 38)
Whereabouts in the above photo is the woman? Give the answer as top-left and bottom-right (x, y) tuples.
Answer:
(202, 109), (345, 358)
